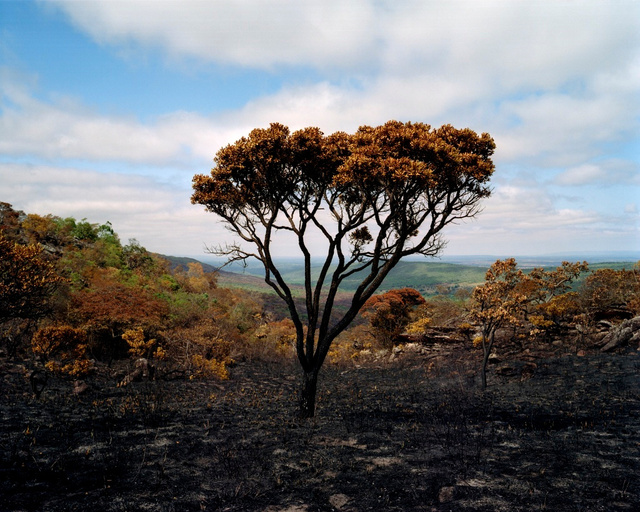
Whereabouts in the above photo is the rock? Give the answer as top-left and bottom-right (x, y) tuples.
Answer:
(136, 358), (154, 379)
(438, 486), (455, 503)
(597, 320), (614, 331)
(495, 364), (517, 376)
(329, 494), (350, 510)
(487, 352), (500, 364)
(119, 358), (155, 386)
(73, 380), (89, 395)
(600, 316), (640, 352)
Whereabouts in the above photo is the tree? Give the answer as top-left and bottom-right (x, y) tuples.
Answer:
(362, 288), (426, 347)
(470, 259), (528, 390)
(192, 121), (495, 417)
(470, 259), (588, 389)
(526, 261), (588, 337)
(580, 266), (640, 317)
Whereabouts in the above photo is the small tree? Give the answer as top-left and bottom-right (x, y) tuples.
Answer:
(192, 121), (495, 417)
(580, 266), (640, 316)
(362, 288), (426, 348)
(470, 259), (528, 390)
(470, 259), (588, 389)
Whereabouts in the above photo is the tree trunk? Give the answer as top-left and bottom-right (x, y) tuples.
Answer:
(480, 331), (495, 391)
(299, 368), (319, 419)
(481, 349), (488, 391)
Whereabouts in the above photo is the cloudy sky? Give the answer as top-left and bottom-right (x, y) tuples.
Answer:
(1, 0), (638, 260)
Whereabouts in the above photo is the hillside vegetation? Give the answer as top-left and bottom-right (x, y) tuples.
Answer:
(2, 201), (639, 381)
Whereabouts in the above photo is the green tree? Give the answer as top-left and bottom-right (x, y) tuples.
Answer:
(193, 120), (495, 417)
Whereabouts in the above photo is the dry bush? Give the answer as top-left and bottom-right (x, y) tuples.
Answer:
(245, 318), (297, 362)
(31, 324), (93, 377)
(362, 288), (426, 348)
(160, 317), (232, 380)
(422, 297), (468, 327)
(580, 267), (640, 316)
(328, 324), (377, 365)
(122, 327), (164, 360)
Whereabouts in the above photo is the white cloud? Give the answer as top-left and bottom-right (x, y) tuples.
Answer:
(555, 160), (640, 186)
(494, 84), (639, 166)
(46, 0), (639, 82)
(555, 164), (607, 186)
(0, 76), (231, 165)
(443, 183), (638, 255)
(0, 162), (227, 255)
(44, 0), (377, 70)
(6, 0), (640, 168)
(2, 1), (638, 258)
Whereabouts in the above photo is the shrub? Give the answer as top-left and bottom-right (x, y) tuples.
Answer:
(122, 327), (164, 359)
(31, 325), (93, 377)
(189, 354), (229, 380)
(328, 324), (376, 365)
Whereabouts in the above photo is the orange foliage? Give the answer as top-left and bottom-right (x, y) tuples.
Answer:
(0, 234), (66, 322)
(581, 267), (640, 314)
(122, 327), (162, 359)
(362, 288), (426, 347)
(69, 268), (168, 334)
(31, 325), (92, 377)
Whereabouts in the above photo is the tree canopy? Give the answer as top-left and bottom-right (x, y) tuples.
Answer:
(193, 120), (495, 417)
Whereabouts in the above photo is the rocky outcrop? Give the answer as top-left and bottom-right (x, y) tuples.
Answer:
(119, 358), (155, 386)
(600, 316), (640, 352)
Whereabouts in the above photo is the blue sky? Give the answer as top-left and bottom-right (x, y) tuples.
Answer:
(1, 0), (639, 259)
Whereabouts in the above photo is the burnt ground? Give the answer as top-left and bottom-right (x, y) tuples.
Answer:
(1, 342), (639, 512)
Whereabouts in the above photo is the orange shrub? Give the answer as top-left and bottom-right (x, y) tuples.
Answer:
(31, 325), (92, 377)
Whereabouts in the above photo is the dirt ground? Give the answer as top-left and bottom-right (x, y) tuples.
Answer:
(1, 341), (639, 511)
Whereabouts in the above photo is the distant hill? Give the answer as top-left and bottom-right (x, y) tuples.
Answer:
(158, 254), (220, 274)
(166, 254), (639, 297)
(164, 256), (486, 295)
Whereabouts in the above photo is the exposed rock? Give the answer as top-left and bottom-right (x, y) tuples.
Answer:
(438, 486), (455, 503)
(73, 380), (88, 395)
(488, 352), (501, 364)
(119, 358), (155, 386)
(495, 364), (517, 376)
(600, 316), (640, 352)
(597, 320), (614, 331)
(329, 493), (351, 510)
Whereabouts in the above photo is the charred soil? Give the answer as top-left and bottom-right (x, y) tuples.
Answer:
(1, 343), (639, 511)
